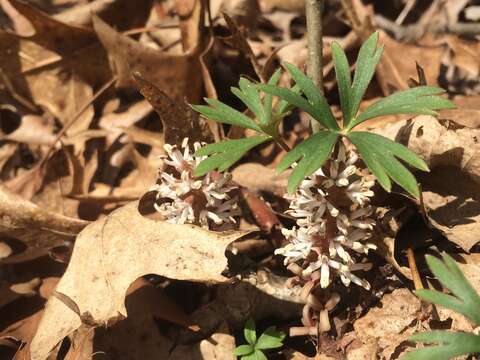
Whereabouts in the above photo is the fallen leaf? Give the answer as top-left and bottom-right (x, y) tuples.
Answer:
(376, 31), (445, 93)
(353, 289), (421, 359)
(373, 116), (480, 251)
(30, 201), (247, 360)
(0, 184), (88, 248)
(92, 15), (203, 102)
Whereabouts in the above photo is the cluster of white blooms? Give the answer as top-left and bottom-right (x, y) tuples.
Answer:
(150, 138), (240, 229)
(276, 140), (376, 290)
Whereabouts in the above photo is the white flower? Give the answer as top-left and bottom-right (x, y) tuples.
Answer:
(150, 138), (240, 229)
(277, 140), (376, 290)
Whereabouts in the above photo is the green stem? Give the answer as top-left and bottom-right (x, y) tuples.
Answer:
(305, 0), (324, 133)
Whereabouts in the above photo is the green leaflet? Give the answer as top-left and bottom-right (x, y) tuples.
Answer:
(347, 131), (426, 197)
(277, 131), (338, 193)
(233, 345), (254, 357)
(191, 98), (261, 132)
(351, 86), (455, 129)
(416, 254), (480, 325)
(348, 32), (384, 124)
(331, 41), (352, 124)
(244, 318), (257, 346)
(233, 78), (265, 124)
(255, 327), (286, 350)
(404, 331), (480, 360)
(283, 63), (339, 130)
(405, 254), (480, 360)
(234, 319), (285, 360)
(193, 136), (271, 176)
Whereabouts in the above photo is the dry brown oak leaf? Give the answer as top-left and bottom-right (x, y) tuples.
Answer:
(29, 201), (247, 360)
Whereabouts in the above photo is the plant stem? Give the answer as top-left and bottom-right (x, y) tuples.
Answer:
(305, 0), (324, 133)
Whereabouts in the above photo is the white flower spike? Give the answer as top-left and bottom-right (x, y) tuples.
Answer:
(150, 138), (240, 229)
(277, 140), (377, 290)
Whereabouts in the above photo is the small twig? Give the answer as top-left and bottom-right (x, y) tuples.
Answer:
(340, 0), (362, 32)
(375, 14), (480, 39)
(273, 135), (291, 152)
(395, 0), (416, 25)
(305, 0), (324, 134)
(41, 76), (117, 166)
(406, 247), (423, 290)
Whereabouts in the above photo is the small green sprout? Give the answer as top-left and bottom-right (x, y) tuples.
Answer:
(233, 319), (286, 360)
(404, 254), (480, 360)
(191, 32), (455, 198)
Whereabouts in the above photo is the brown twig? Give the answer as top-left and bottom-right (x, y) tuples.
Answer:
(406, 247), (423, 290)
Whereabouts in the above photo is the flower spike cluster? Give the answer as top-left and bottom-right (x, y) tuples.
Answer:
(276, 140), (377, 290)
(150, 138), (240, 229)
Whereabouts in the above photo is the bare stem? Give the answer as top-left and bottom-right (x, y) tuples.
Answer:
(305, 0), (324, 133)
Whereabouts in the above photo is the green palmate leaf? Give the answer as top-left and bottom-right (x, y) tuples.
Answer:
(350, 86), (456, 129)
(191, 98), (261, 132)
(416, 254), (480, 325)
(255, 327), (286, 350)
(348, 131), (430, 198)
(278, 131), (338, 193)
(194, 136), (271, 176)
(351, 132), (429, 171)
(263, 68), (282, 124)
(232, 78), (265, 124)
(257, 83), (318, 120)
(243, 350), (268, 360)
(404, 331), (480, 360)
(283, 63), (339, 130)
(233, 345), (254, 356)
(348, 32), (384, 125)
(275, 84), (301, 116)
(331, 41), (352, 124)
(244, 318), (257, 346)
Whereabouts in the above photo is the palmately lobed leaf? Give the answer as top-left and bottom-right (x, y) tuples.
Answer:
(348, 32), (384, 125)
(244, 318), (257, 346)
(350, 86), (456, 129)
(416, 254), (480, 325)
(277, 131), (338, 193)
(405, 331), (480, 360)
(194, 136), (271, 177)
(191, 98), (261, 132)
(255, 326), (286, 350)
(347, 131), (431, 198)
(331, 41), (352, 124)
(233, 344), (254, 356)
(405, 254), (480, 360)
(283, 63), (339, 130)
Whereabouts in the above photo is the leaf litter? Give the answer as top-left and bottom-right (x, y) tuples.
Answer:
(0, 0), (480, 359)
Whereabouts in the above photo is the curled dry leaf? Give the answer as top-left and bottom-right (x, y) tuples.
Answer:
(0, 185), (88, 248)
(132, 72), (214, 147)
(374, 115), (480, 251)
(30, 201), (248, 360)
